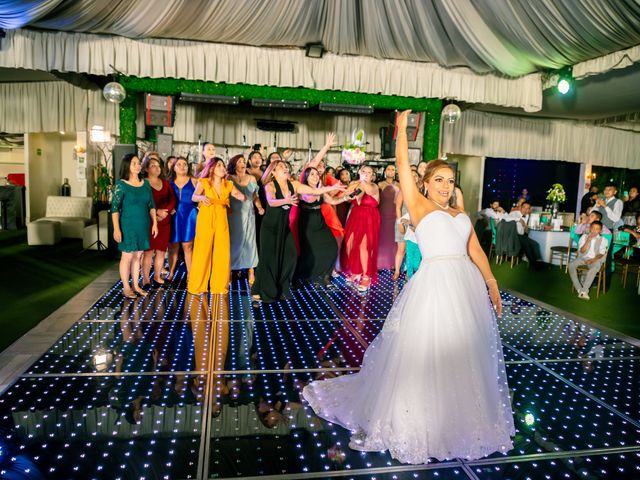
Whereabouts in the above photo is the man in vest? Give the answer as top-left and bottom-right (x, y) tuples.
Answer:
(594, 184), (623, 288)
(568, 220), (608, 300)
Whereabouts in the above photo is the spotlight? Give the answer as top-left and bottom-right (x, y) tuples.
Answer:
(524, 411), (536, 427)
(556, 66), (573, 95)
(557, 79), (571, 95)
(305, 43), (325, 58)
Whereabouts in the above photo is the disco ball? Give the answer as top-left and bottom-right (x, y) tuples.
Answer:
(103, 82), (126, 104)
(441, 104), (461, 124)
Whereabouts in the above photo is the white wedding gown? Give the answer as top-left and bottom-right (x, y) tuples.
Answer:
(303, 210), (515, 463)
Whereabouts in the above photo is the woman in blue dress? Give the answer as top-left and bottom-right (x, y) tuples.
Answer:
(227, 154), (264, 285)
(168, 156), (198, 280)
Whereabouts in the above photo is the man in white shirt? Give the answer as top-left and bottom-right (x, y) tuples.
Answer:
(508, 202), (542, 268)
(594, 184), (623, 289)
(568, 221), (608, 300)
(481, 200), (506, 225)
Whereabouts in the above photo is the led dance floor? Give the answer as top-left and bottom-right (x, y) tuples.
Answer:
(1, 267), (640, 479)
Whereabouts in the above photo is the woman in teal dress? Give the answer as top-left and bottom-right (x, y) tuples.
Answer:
(111, 154), (158, 298)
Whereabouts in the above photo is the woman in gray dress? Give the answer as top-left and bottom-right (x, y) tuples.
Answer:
(228, 154), (264, 285)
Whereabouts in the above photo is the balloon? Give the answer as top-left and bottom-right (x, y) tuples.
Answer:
(103, 82), (126, 104)
(441, 104), (461, 124)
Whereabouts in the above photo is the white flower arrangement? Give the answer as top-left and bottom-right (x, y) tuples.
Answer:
(341, 129), (367, 165)
(546, 183), (566, 203)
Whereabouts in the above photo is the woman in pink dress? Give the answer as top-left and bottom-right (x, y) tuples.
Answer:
(340, 165), (381, 291)
(377, 164), (399, 270)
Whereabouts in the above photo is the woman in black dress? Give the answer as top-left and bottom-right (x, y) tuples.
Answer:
(295, 167), (352, 284)
(251, 161), (345, 303)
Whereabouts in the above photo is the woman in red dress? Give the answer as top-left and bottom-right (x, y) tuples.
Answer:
(142, 154), (176, 286)
(340, 165), (381, 291)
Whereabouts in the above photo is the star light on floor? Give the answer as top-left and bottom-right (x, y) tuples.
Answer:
(0, 266), (639, 479)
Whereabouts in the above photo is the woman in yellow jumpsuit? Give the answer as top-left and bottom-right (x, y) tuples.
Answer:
(188, 157), (246, 294)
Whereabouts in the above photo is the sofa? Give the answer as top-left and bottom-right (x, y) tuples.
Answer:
(27, 196), (94, 245)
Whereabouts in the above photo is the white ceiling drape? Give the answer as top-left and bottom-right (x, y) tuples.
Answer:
(440, 109), (640, 169)
(4, 81), (637, 169)
(0, 28), (543, 111)
(0, 81), (118, 134)
(1, 0), (639, 76)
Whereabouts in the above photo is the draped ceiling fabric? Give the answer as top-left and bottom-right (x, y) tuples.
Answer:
(0, 28), (543, 111)
(441, 110), (640, 169)
(0, 81), (118, 134)
(1, 0), (640, 77)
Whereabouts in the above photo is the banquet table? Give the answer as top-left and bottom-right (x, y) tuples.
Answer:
(528, 228), (571, 265)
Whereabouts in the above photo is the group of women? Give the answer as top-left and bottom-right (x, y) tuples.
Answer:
(110, 134), (461, 300)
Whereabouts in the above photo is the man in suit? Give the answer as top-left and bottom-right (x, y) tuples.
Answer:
(509, 202), (543, 269)
(594, 184), (623, 288)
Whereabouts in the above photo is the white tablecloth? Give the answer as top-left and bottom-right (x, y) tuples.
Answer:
(528, 229), (572, 265)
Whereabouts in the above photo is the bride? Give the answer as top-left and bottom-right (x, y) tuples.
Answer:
(302, 110), (515, 464)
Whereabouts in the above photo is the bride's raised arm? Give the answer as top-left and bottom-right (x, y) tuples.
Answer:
(395, 110), (425, 221)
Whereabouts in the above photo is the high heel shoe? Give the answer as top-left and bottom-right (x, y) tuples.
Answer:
(122, 289), (137, 299)
(133, 287), (148, 297)
(357, 276), (371, 292)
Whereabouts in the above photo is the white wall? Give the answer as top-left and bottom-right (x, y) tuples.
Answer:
(61, 134), (88, 197)
(450, 154), (485, 218)
(0, 148), (25, 179)
(25, 133), (62, 221)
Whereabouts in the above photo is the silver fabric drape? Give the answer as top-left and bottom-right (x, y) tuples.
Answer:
(1, 0), (639, 76)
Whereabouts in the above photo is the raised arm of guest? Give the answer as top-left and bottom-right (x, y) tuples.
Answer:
(292, 179), (345, 196)
(307, 132), (337, 169)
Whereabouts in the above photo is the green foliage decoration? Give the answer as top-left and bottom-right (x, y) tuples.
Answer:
(119, 76), (442, 159)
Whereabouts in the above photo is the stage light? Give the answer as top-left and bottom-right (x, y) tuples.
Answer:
(557, 78), (571, 95)
(305, 43), (325, 58)
(555, 66), (573, 95)
(524, 412), (535, 427)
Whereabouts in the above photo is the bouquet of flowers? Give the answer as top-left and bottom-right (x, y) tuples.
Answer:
(341, 129), (366, 165)
(546, 183), (566, 203)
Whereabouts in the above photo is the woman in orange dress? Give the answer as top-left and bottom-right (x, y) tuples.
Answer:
(187, 157), (246, 295)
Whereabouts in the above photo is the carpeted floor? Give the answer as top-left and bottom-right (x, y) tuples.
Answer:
(491, 258), (640, 340)
(0, 229), (115, 352)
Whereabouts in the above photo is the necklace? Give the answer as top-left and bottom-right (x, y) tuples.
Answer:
(430, 197), (450, 210)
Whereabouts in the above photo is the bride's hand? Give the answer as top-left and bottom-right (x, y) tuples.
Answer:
(396, 110), (411, 131)
(486, 279), (502, 317)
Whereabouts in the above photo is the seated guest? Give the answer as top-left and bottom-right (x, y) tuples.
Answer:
(481, 199), (506, 224)
(477, 199), (505, 251)
(575, 210), (612, 235)
(623, 213), (640, 259)
(510, 197), (525, 213)
(568, 220), (608, 300)
(623, 186), (640, 217)
(509, 202), (543, 268)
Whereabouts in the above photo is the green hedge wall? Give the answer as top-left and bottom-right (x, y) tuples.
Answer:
(119, 76), (441, 160)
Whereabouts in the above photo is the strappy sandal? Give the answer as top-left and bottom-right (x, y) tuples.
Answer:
(357, 276), (371, 292)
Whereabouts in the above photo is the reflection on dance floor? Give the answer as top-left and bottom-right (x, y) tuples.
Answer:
(1, 267), (639, 479)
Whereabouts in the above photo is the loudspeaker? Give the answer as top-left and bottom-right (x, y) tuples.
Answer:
(156, 133), (173, 161)
(380, 127), (395, 159)
(391, 111), (421, 141)
(145, 94), (176, 127)
(112, 144), (137, 179)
